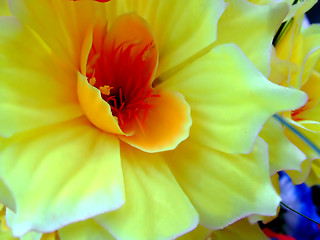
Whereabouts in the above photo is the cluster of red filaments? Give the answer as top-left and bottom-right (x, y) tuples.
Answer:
(86, 38), (158, 130)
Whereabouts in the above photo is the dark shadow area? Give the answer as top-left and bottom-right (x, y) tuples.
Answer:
(307, 1), (320, 23)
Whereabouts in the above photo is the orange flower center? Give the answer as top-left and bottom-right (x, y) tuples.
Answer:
(78, 13), (191, 152)
(86, 14), (159, 130)
(86, 41), (158, 129)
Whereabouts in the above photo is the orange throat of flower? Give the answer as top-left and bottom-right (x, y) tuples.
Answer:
(77, 13), (191, 153)
(86, 14), (159, 131)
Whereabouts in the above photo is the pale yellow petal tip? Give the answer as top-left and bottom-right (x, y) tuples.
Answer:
(272, 85), (308, 116)
(292, 89), (309, 110)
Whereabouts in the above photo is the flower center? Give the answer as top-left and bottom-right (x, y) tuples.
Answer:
(87, 41), (158, 128)
(78, 13), (192, 152)
(85, 17), (159, 130)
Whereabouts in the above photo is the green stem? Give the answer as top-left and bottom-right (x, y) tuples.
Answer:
(280, 202), (320, 225)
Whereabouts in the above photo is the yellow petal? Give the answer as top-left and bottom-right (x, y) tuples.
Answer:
(0, 117), (124, 236)
(269, 47), (298, 85)
(305, 159), (320, 186)
(40, 232), (59, 240)
(0, 17), (82, 137)
(248, 0), (278, 4)
(214, 0), (288, 77)
(0, 230), (17, 240)
(176, 224), (211, 240)
(164, 138), (280, 229)
(162, 44), (307, 154)
(211, 219), (268, 240)
(8, 0), (99, 67)
(2, 207), (60, 240)
(288, 158), (313, 184)
(120, 0), (226, 76)
(287, 25), (320, 89)
(0, 0), (10, 16)
(119, 90), (191, 153)
(177, 225), (212, 240)
(285, 120), (320, 159)
(276, 0), (316, 61)
(95, 143), (199, 240)
(285, 120), (320, 184)
(259, 118), (306, 175)
(5, 209), (42, 240)
(299, 47), (320, 89)
(59, 219), (115, 240)
(77, 73), (124, 135)
(248, 174), (281, 224)
(9, 0), (226, 76)
(296, 70), (320, 122)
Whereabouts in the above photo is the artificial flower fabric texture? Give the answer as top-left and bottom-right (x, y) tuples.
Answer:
(0, 0), (308, 239)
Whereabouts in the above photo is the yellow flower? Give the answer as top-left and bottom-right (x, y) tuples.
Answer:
(242, 0), (318, 177)
(269, 0), (320, 185)
(284, 22), (320, 184)
(0, 0), (306, 239)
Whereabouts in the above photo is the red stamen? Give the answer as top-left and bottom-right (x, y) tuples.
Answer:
(86, 37), (158, 130)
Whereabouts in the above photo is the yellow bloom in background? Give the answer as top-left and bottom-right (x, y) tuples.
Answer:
(0, 0), (307, 239)
(285, 22), (320, 185)
(212, 0), (309, 178)
(270, 0), (320, 185)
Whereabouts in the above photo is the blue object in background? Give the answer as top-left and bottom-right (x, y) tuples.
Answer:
(279, 172), (320, 240)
